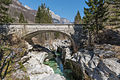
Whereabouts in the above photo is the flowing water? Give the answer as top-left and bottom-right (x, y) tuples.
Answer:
(44, 52), (75, 80)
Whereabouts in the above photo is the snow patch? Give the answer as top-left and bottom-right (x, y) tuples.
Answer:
(24, 5), (32, 10)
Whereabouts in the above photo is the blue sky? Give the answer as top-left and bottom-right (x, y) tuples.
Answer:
(19, 0), (87, 22)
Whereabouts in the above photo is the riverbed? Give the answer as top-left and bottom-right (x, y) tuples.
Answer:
(43, 52), (76, 80)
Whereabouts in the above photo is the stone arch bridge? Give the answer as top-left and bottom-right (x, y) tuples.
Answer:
(0, 24), (84, 52)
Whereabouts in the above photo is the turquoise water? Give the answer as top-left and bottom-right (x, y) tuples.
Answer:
(43, 58), (63, 75)
(43, 52), (75, 80)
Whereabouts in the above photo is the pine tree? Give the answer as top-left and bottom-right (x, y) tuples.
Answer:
(19, 12), (27, 23)
(35, 6), (41, 23)
(46, 8), (52, 23)
(84, 0), (108, 33)
(84, 0), (108, 32)
(35, 3), (52, 23)
(84, 0), (108, 44)
(0, 0), (13, 24)
(74, 11), (82, 24)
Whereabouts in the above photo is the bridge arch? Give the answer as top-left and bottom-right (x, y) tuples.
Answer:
(22, 30), (77, 53)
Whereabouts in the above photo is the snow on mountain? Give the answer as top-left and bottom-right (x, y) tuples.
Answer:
(24, 5), (32, 10)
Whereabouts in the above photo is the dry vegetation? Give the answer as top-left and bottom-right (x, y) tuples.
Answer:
(0, 34), (29, 80)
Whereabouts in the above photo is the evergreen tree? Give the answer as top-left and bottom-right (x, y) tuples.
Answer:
(46, 8), (52, 23)
(74, 11), (82, 24)
(105, 0), (120, 27)
(35, 6), (41, 23)
(0, 0), (13, 24)
(84, 0), (108, 44)
(84, 0), (108, 32)
(19, 12), (27, 23)
(35, 3), (52, 23)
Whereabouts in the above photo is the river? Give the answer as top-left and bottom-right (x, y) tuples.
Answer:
(43, 52), (76, 80)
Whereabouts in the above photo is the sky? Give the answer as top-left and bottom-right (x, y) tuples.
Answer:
(19, 0), (87, 22)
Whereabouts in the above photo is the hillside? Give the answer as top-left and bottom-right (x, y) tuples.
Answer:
(9, 0), (70, 24)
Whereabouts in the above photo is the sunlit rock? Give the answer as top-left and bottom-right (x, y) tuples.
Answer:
(23, 51), (54, 80)
(40, 74), (66, 80)
(65, 47), (72, 59)
(72, 48), (120, 80)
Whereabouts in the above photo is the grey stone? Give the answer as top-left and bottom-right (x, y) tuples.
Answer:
(40, 74), (66, 80)
(23, 51), (54, 80)
(72, 49), (120, 80)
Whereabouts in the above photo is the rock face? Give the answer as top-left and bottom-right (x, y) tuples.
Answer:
(9, 0), (36, 23)
(52, 39), (71, 50)
(50, 10), (70, 24)
(23, 40), (120, 80)
(71, 45), (120, 80)
(23, 51), (54, 80)
(51, 39), (72, 60)
(22, 50), (65, 80)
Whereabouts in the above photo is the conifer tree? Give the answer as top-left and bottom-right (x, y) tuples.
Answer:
(74, 11), (82, 24)
(84, 0), (108, 44)
(0, 0), (13, 24)
(35, 6), (41, 23)
(19, 12), (27, 23)
(35, 3), (52, 23)
(84, 0), (108, 32)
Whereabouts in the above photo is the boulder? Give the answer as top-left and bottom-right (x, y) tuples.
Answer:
(40, 74), (66, 80)
(72, 48), (120, 80)
(12, 69), (29, 80)
(65, 47), (72, 59)
(23, 51), (54, 80)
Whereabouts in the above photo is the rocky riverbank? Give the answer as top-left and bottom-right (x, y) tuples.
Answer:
(22, 51), (65, 80)
(71, 44), (120, 80)
(12, 39), (120, 80)
(19, 39), (76, 80)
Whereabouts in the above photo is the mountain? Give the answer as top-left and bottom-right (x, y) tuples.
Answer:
(9, 0), (37, 23)
(49, 10), (70, 24)
(9, 0), (70, 24)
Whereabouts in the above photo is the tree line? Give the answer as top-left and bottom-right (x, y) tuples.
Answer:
(0, 0), (120, 24)
(74, 0), (120, 46)
(74, 0), (120, 25)
(19, 3), (52, 23)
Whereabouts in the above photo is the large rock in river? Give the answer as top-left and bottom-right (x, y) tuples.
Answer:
(72, 48), (120, 80)
(23, 51), (54, 80)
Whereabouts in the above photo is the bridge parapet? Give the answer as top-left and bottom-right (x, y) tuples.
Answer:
(0, 24), (81, 37)
(0, 24), (84, 53)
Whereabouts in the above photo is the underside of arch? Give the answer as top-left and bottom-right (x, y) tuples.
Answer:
(22, 30), (77, 53)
